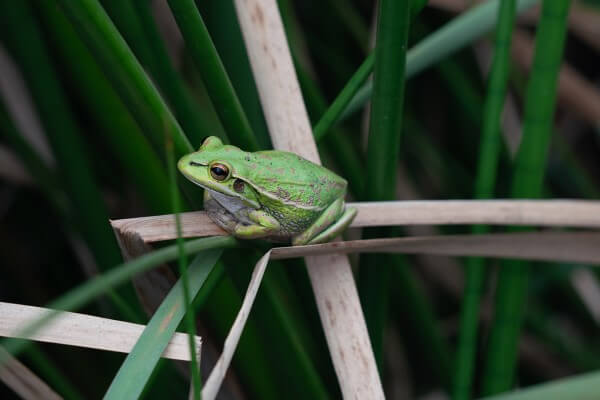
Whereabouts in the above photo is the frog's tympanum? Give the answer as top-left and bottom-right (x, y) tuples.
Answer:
(178, 136), (356, 245)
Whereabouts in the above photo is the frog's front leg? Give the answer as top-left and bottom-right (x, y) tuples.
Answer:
(292, 198), (356, 245)
(233, 209), (280, 239)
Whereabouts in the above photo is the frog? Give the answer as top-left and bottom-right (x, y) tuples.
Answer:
(178, 136), (356, 245)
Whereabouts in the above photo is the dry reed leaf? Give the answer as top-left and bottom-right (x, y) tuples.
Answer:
(0, 302), (201, 362)
(201, 251), (270, 400)
(233, 1), (384, 398)
(111, 212), (225, 243)
(269, 232), (600, 264)
(111, 199), (600, 242)
(0, 346), (62, 400)
(350, 200), (600, 227)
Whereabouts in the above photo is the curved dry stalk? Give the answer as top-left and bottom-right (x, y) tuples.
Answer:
(111, 199), (600, 242)
(233, 0), (384, 398)
(201, 251), (270, 400)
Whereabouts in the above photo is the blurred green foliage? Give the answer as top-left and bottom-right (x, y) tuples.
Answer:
(1, 0), (599, 399)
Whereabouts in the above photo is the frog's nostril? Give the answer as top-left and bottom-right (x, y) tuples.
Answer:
(189, 161), (202, 167)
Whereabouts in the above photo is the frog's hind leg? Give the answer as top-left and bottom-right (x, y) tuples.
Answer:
(292, 199), (356, 245)
(306, 207), (356, 245)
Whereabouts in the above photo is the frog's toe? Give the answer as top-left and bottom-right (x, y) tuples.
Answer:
(233, 223), (278, 239)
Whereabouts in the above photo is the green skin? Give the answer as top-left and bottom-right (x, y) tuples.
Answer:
(178, 136), (356, 245)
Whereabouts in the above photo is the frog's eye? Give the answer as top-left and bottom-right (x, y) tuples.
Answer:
(210, 163), (230, 181)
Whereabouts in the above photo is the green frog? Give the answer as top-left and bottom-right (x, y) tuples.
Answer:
(178, 136), (356, 245)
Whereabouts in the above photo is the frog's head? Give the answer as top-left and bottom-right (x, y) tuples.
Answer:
(178, 136), (260, 208)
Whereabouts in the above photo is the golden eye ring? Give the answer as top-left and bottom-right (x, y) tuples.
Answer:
(210, 163), (230, 181)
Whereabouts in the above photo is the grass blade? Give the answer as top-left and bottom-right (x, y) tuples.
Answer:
(482, 370), (600, 400)
(37, 2), (172, 214)
(0, 0), (121, 273)
(482, 0), (572, 394)
(313, 0), (540, 137)
(56, 0), (193, 157)
(104, 251), (220, 399)
(167, 0), (259, 151)
(166, 127), (201, 398)
(312, 53), (374, 142)
(453, 0), (518, 398)
(0, 236), (236, 359)
(359, 0), (410, 368)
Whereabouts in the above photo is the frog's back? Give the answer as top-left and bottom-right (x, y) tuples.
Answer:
(239, 150), (346, 209)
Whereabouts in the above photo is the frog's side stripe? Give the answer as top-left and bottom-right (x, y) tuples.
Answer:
(241, 178), (331, 211)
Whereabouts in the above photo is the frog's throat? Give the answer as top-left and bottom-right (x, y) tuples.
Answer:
(187, 178), (260, 209)
(207, 189), (257, 223)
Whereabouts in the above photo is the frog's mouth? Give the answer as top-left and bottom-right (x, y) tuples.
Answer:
(183, 174), (260, 210)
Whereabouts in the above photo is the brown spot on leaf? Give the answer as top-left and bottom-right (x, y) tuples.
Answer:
(254, 4), (264, 26)
(159, 302), (179, 332)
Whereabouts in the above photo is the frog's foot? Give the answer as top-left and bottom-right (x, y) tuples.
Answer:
(233, 209), (281, 239)
(292, 199), (356, 245)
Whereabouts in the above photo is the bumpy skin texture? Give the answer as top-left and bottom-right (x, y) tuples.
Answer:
(178, 136), (355, 244)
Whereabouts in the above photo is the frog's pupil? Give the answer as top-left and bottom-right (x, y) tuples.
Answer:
(212, 167), (226, 176)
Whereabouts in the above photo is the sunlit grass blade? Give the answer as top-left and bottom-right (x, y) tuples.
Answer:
(359, 0), (410, 368)
(56, 0), (192, 157)
(453, 0), (518, 399)
(482, 0), (572, 395)
(0, 236), (236, 359)
(167, 0), (259, 151)
(104, 250), (220, 399)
